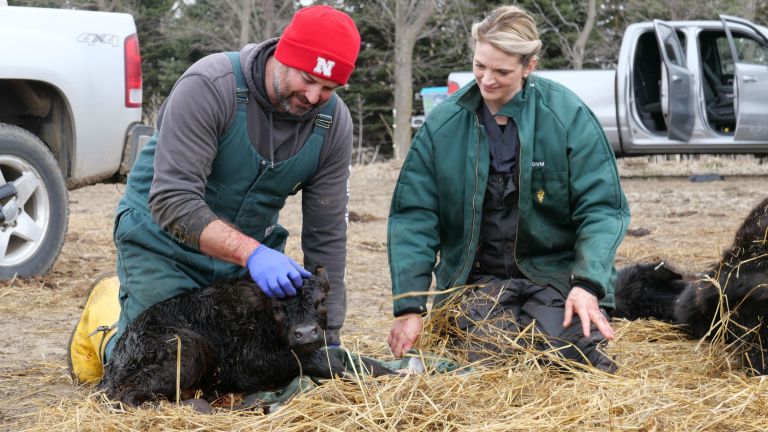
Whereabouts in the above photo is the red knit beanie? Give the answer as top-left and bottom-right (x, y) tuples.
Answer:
(275, 5), (361, 86)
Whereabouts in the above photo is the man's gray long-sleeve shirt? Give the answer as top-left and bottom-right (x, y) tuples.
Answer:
(146, 39), (352, 333)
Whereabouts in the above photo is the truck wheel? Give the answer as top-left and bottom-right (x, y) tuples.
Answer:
(0, 124), (68, 279)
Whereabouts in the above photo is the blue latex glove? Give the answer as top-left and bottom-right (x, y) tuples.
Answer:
(246, 245), (311, 298)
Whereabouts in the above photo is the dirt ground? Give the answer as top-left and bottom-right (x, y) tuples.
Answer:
(0, 156), (767, 429)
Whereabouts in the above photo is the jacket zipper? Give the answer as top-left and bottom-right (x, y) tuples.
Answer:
(452, 114), (483, 287)
(512, 138), (538, 285)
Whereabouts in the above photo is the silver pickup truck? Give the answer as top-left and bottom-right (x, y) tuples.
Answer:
(448, 15), (768, 156)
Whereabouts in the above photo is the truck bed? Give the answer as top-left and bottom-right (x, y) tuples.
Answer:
(449, 69), (619, 146)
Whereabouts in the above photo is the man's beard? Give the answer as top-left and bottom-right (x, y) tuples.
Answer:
(272, 65), (312, 116)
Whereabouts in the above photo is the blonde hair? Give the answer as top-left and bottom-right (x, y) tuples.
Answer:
(471, 5), (542, 65)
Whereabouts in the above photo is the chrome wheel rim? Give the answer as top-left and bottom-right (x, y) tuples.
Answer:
(0, 155), (51, 268)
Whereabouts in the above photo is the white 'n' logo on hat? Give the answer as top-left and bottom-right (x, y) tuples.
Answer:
(313, 56), (335, 77)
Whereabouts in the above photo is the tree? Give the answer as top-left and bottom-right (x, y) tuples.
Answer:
(342, 0), (509, 159)
(525, 0), (598, 69)
(391, 0), (435, 159)
(171, 0), (296, 54)
(348, 0), (480, 159)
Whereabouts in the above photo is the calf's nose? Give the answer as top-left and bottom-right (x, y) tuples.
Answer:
(290, 323), (321, 346)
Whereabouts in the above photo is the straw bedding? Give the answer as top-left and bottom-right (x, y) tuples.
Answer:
(1, 156), (768, 431)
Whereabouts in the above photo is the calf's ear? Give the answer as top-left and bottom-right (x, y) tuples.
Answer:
(314, 265), (326, 276)
(237, 280), (272, 310)
(314, 266), (329, 288)
(652, 262), (684, 280)
(272, 300), (288, 324)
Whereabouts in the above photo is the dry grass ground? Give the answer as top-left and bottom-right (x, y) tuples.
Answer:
(1, 155), (767, 431)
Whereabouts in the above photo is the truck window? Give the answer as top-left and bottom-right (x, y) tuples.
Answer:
(699, 31), (736, 134)
(698, 29), (767, 135)
(632, 30), (686, 135)
(721, 34), (768, 66)
(714, 37), (735, 76)
(659, 28), (686, 67)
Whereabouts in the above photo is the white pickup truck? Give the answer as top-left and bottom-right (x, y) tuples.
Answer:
(0, 6), (152, 279)
(448, 15), (768, 157)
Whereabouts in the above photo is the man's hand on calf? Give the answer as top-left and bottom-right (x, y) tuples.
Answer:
(246, 245), (311, 298)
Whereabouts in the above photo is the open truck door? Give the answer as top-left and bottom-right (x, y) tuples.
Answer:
(720, 15), (768, 141)
(653, 20), (695, 141)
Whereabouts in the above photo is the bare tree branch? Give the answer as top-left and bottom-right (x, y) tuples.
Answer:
(571, 0), (597, 69)
(530, 0), (597, 69)
(171, 0), (294, 53)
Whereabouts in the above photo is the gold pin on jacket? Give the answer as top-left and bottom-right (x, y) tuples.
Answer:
(536, 189), (545, 204)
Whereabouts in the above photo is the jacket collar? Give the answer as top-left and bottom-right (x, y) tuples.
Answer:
(456, 74), (537, 119)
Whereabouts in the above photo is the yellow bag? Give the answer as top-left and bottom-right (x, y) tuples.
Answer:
(67, 273), (121, 385)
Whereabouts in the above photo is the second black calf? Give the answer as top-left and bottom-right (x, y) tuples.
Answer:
(615, 196), (768, 374)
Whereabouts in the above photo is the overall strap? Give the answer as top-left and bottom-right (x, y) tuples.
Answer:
(225, 51), (249, 108)
(311, 95), (337, 140)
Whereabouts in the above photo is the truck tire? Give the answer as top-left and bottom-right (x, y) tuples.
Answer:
(0, 123), (68, 279)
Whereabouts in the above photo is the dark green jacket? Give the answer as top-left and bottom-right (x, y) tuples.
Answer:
(388, 75), (630, 316)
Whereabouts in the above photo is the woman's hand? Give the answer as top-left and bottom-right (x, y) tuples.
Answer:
(563, 286), (615, 340)
(388, 313), (423, 357)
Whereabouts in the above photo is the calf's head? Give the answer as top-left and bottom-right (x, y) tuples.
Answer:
(724, 196), (768, 270)
(268, 267), (331, 353)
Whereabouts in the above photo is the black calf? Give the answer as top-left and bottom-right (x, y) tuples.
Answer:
(616, 196), (768, 374)
(99, 267), (388, 406)
(614, 262), (689, 322)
